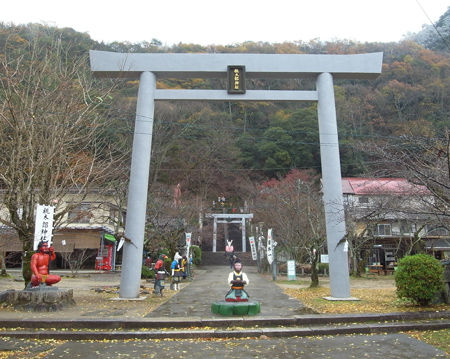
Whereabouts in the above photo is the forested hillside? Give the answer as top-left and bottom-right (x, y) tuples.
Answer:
(1, 9), (449, 204)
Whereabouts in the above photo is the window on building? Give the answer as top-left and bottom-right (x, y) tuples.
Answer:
(400, 221), (413, 235)
(358, 196), (369, 204)
(426, 225), (449, 236)
(109, 207), (126, 227)
(68, 203), (91, 224)
(376, 224), (392, 236)
(109, 208), (118, 225)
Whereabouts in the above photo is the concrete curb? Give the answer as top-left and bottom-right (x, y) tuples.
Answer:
(0, 321), (449, 340)
(0, 311), (448, 329)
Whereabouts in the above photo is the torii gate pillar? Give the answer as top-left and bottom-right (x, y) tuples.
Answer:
(119, 72), (156, 298)
(317, 72), (350, 298)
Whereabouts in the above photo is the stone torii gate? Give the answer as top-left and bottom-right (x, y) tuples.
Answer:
(206, 213), (254, 252)
(90, 51), (383, 300)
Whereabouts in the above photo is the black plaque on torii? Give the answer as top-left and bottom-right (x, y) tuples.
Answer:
(227, 65), (246, 94)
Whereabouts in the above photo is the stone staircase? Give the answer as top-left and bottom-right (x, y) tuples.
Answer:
(201, 251), (256, 266)
(0, 312), (448, 340)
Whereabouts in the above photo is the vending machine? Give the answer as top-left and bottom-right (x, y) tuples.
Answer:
(95, 244), (113, 270)
(95, 233), (116, 271)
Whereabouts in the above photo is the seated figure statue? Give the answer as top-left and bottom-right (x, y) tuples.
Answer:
(225, 259), (249, 302)
(30, 241), (61, 287)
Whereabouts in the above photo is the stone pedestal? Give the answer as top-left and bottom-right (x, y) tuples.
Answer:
(211, 300), (260, 316)
(0, 285), (75, 311)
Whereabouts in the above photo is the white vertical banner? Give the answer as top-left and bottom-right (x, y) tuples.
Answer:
(249, 236), (257, 260)
(33, 204), (55, 250)
(185, 232), (192, 256)
(266, 228), (273, 264)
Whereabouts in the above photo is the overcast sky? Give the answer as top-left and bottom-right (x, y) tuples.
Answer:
(1, 0), (448, 46)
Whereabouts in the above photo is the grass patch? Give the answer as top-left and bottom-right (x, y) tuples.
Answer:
(406, 329), (450, 354)
(285, 286), (450, 314)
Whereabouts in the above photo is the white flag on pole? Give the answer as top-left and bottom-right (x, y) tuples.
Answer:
(185, 232), (192, 255)
(266, 228), (273, 264)
(249, 236), (257, 260)
(33, 204), (55, 250)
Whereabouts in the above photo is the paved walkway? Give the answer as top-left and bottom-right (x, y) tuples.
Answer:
(146, 265), (307, 318)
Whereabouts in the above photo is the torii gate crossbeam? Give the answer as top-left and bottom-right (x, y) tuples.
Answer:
(90, 51), (383, 300)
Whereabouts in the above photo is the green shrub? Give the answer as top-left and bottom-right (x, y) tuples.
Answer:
(190, 245), (202, 265)
(141, 265), (154, 279)
(163, 257), (172, 272)
(318, 263), (329, 275)
(395, 254), (444, 306)
(157, 249), (170, 257)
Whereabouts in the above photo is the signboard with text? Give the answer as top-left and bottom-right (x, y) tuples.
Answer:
(33, 204), (55, 250)
(287, 260), (296, 280)
(227, 65), (246, 94)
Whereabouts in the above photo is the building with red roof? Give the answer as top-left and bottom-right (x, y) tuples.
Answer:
(341, 177), (449, 274)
